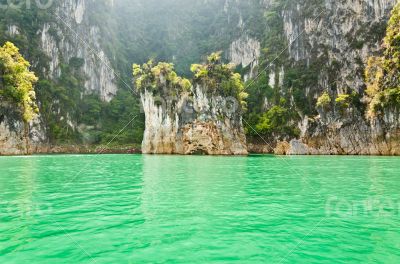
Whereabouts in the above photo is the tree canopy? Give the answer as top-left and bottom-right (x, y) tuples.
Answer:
(365, 2), (400, 118)
(0, 41), (38, 123)
(133, 61), (191, 94)
(133, 52), (248, 111)
(191, 52), (248, 110)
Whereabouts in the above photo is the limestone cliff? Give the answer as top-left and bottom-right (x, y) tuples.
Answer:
(141, 86), (248, 155)
(229, 35), (260, 81)
(136, 57), (248, 155)
(276, 109), (400, 155)
(284, 0), (400, 155)
(1, 0), (118, 154)
(238, 0), (400, 155)
(0, 114), (45, 155)
(41, 0), (117, 102)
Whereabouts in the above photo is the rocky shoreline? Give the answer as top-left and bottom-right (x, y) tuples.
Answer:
(3, 142), (400, 156)
(0, 145), (141, 156)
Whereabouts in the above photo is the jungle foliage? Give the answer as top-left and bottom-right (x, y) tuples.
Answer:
(0, 41), (38, 123)
(365, 2), (400, 118)
(0, 41), (39, 152)
(133, 52), (248, 111)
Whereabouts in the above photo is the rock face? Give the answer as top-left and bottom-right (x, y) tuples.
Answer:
(280, 0), (400, 155)
(41, 0), (117, 102)
(283, 108), (400, 155)
(242, 0), (400, 155)
(1, 0), (118, 155)
(0, 114), (46, 155)
(229, 35), (260, 81)
(281, 0), (395, 93)
(141, 84), (248, 155)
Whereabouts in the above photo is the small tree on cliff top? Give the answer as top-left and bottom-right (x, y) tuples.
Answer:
(0, 42), (38, 153)
(365, 2), (400, 118)
(133, 52), (248, 111)
(133, 61), (191, 94)
(190, 52), (248, 111)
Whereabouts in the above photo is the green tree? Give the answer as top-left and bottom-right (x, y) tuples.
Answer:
(365, 2), (400, 118)
(316, 91), (331, 109)
(335, 94), (351, 109)
(0, 41), (38, 153)
(133, 61), (191, 94)
(191, 52), (248, 110)
(255, 104), (299, 138)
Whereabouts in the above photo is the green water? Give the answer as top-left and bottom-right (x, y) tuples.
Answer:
(0, 154), (399, 263)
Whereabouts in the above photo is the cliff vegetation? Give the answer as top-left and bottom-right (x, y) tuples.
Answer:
(365, 2), (400, 118)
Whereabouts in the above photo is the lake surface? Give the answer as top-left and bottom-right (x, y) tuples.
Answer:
(0, 154), (399, 263)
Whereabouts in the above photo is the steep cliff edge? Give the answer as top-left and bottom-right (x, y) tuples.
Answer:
(135, 54), (248, 155)
(41, 0), (118, 102)
(0, 0), (121, 154)
(277, 110), (400, 155)
(0, 42), (45, 155)
(0, 114), (45, 155)
(240, 0), (400, 155)
(284, 0), (400, 155)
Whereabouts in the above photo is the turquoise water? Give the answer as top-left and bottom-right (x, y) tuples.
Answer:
(0, 154), (399, 263)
